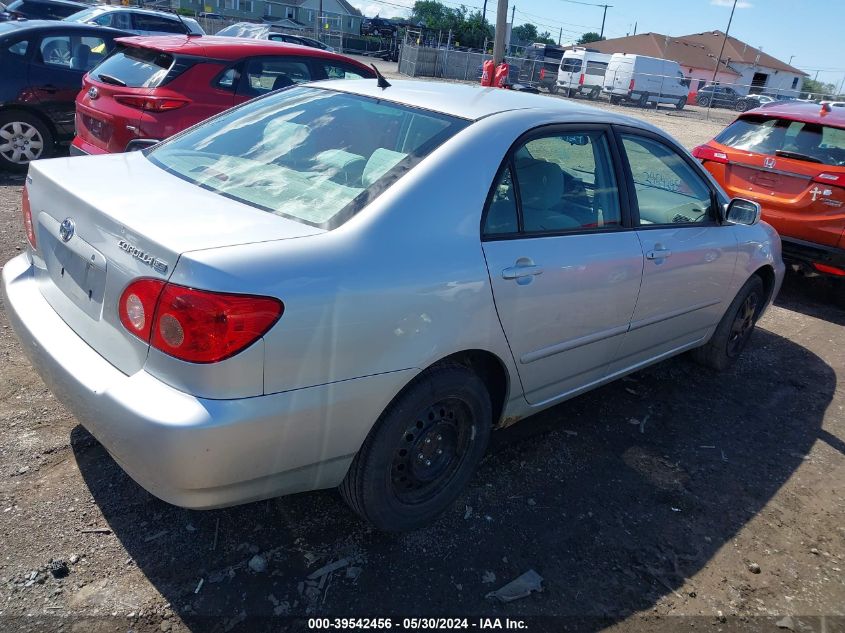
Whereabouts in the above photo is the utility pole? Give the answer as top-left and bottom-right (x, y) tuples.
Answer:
(481, 0), (487, 28)
(558, 27), (562, 45)
(633, 21), (636, 35)
(508, 4), (515, 55)
(707, 0), (736, 119)
(492, 0), (507, 64)
(599, 4), (612, 39)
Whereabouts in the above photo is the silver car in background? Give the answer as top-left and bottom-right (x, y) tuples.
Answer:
(3, 80), (784, 531)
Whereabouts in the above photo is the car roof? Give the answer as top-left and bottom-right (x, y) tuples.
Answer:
(0, 18), (126, 34)
(742, 101), (845, 127)
(83, 5), (182, 16)
(313, 79), (663, 127)
(115, 34), (354, 61)
(13, 0), (87, 6)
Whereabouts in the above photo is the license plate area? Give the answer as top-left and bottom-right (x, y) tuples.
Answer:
(41, 224), (107, 321)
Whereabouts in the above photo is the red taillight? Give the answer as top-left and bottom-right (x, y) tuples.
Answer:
(813, 262), (845, 277)
(119, 279), (166, 342)
(114, 95), (190, 112)
(628, 78), (635, 91)
(539, 67), (546, 80)
(813, 172), (845, 186)
(119, 280), (283, 363)
(692, 145), (729, 164)
(22, 185), (36, 249)
(579, 73), (585, 86)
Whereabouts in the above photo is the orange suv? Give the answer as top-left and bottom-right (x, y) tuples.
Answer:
(693, 102), (845, 278)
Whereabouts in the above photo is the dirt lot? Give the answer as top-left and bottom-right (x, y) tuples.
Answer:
(1, 83), (844, 633)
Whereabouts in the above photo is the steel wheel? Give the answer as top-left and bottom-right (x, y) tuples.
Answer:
(727, 292), (759, 357)
(0, 120), (45, 165)
(390, 398), (473, 505)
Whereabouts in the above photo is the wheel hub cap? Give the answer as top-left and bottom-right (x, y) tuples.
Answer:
(0, 122), (44, 164)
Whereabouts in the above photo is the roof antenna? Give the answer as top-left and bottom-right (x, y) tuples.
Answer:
(371, 63), (391, 89)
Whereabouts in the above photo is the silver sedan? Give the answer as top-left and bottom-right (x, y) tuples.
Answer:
(3, 80), (784, 531)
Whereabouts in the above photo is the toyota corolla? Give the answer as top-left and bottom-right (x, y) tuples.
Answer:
(3, 80), (784, 531)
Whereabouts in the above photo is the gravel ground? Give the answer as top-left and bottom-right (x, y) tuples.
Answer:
(0, 76), (844, 633)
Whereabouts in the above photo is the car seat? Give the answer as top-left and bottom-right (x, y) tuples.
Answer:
(517, 159), (579, 232)
(70, 44), (91, 71)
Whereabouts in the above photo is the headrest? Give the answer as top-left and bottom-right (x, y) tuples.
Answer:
(518, 159), (564, 210)
(272, 74), (294, 91)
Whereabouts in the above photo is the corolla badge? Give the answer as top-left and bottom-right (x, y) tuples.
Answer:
(59, 218), (75, 242)
(87, 86), (99, 100)
(764, 157), (776, 169)
(118, 240), (169, 274)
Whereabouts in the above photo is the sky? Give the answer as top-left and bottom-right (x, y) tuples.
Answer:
(348, 0), (845, 88)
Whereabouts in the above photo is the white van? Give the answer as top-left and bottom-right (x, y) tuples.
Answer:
(557, 47), (612, 99)
(603, 53), (689, 109)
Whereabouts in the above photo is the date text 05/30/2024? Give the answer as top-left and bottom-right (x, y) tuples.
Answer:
(307, 618), (528, 629)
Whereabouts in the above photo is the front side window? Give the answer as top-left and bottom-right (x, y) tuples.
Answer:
(240, 58), (311, 96)
(715, 116), (845, 166)
(321, 62), (369, 80)
(621, 134), (713, 225)
(147, 87), (468, 228)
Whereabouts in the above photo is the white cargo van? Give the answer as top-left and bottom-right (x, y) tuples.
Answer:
(557, 47), (612, 99)
(603, 53), (689, 109)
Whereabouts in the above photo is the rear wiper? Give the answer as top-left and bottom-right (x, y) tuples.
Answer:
(96, 73), (126, 87)
(775, 150), (823, 164)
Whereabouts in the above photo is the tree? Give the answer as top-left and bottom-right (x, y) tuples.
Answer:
(410, 1), (491, 49)
(577, 32), (605, 45)
(511, 22), (538, 45)
(801, 78), (837, 97)
(537, 30), (556, 45)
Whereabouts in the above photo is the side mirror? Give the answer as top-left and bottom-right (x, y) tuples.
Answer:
(725, 198), (761, 226)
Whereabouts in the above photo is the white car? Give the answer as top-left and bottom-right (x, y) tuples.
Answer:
(4, 80), (783, 531)
(64, 6), (204, 36)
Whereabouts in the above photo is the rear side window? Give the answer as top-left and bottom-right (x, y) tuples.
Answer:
(7, 40), (28, 56)
(321, 62), (371, 80)
(716, 116), (845, 167)
(133, 14), (185, 33)
(585, 61), (607, 75)
(90, 47), (175, 88)
(240, 58), (311, 97)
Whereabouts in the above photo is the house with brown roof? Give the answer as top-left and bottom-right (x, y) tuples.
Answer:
(574, 30), (807, 97)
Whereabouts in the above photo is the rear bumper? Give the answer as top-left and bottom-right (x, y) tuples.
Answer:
(71, 136), (107, 156)
(781, 236), (845, 276)
(3, 253), (415, 509)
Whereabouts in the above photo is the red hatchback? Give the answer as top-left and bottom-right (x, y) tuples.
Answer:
(71, 36), (375, 155)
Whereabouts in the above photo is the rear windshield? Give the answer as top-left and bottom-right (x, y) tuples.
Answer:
(716, 116), (845, 167)
(560, 58), (581, 73)
(90, 46), (175, 88)
(147, 87), (469, 229)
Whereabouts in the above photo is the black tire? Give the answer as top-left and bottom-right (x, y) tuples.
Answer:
(548, 83), (559, 94)
(697, 95), (710, 107)
(610, 95), (621, 105)
(588, 87), (600, 100)
(735, 100), (749, 112)
(692, 275), (765, 371)
(0, 111), (54, 172)
(340, 364), (492, 531)
(676, 96), (687, 110)
(638, 92), (649, 108)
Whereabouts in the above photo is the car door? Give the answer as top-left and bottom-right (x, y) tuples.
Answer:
(607, 128), (738, 374)
(482, 125), (645, 405)
(28, 30), (114, 138)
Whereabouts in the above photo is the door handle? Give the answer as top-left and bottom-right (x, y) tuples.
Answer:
(43, 84), (58, 94)
(646, 249), (672, 260)
(502, 264), (544, 279)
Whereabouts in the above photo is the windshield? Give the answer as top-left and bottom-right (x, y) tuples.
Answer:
(147, 87), (469, 229)
(90, 46), (174, 88)
(716, 116), (845, 166)
(64, 6), (100, 21)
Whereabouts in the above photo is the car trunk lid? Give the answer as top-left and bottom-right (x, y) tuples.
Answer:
(27, 152), (323, 375)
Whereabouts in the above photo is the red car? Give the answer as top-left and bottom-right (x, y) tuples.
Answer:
(693, 102), (845, 278)
(71, 36), (375, 155)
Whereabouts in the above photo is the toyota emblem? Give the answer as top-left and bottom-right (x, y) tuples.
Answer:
(59, 218), (75, 243)
(87, 86), (99, 100)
